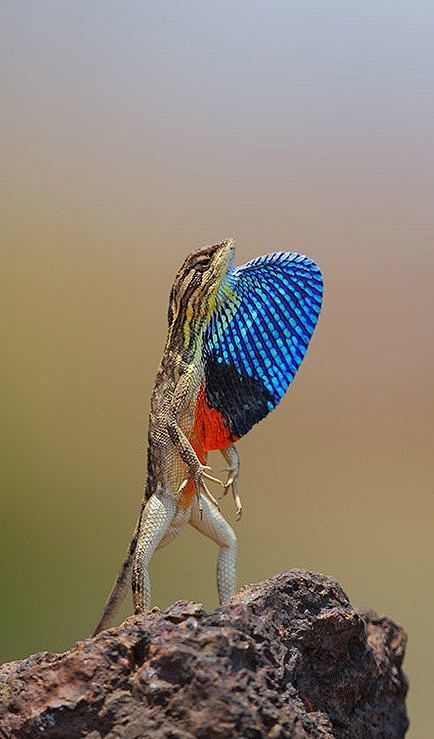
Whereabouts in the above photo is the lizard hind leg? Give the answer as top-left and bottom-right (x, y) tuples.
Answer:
(132, 492), (177, 614)
(189, 495), (237, 605)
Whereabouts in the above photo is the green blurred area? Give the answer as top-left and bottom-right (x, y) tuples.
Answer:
(2, 3), (434, 736)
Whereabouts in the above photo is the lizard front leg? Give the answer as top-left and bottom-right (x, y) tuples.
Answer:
(167, 418), (223, 514)
(167, 372), (224, 516)
(220, 443), (242, 520)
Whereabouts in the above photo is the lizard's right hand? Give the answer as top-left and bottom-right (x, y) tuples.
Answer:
(177, 464), (224, 518)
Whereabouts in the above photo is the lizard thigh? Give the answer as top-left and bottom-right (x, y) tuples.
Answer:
(132, 492), (177, 612)
(157, 504), (191, 549)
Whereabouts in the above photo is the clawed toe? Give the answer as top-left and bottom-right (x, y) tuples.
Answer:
(183, 463), (241, 519)
(192, 465), (225, 517)
(176, 478), (189, 496)
(202, 467), (225, 487)
(221, 469), (243, 520)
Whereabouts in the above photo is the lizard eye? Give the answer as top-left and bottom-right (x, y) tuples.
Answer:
(194, 256), (211, 273)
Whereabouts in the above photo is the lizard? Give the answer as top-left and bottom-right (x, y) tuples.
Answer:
(92, 238), (323, 635)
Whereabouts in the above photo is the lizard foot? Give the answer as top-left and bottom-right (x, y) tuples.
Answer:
(219, 467), (243, 520)
(195, 465), (225, 518)
(176, 465), (225, 519)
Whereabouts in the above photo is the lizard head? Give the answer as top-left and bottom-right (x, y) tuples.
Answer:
(167, 239), (235, 331)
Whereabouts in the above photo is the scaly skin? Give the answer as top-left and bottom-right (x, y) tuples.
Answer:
(93, 241), (238, 634)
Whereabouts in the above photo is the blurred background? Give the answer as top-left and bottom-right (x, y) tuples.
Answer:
(1, 2), (433, 736)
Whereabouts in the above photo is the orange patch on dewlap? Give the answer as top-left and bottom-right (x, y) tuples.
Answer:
(179, 385), (237, 511)
(191, 384), (237, 457)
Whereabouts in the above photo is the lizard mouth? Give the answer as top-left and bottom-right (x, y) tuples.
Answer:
(215, 238), (235, 273)
(196, 238), (235, 259)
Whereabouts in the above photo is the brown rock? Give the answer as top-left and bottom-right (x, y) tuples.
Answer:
(0, 570), (408, 738)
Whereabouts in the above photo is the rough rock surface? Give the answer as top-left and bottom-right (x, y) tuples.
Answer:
(0, 570), (408, 738)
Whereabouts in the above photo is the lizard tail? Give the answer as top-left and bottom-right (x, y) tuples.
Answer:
(91, 503), (144, 636)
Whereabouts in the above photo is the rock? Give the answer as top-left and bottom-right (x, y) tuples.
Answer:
(0, 570), (408, 738)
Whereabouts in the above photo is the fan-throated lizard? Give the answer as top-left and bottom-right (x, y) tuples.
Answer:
(93, 239), (322, 634)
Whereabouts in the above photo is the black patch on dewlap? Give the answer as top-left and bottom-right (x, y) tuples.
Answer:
(205, 356), (274, 439)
